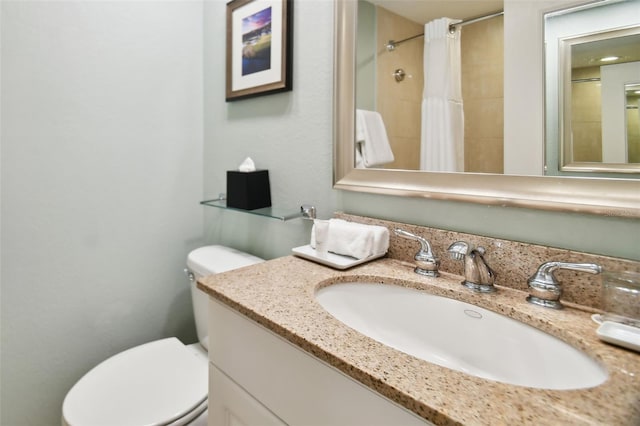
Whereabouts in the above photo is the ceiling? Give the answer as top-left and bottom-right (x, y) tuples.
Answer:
(365, 0), (504, 25)
(572, 33), (640, 68)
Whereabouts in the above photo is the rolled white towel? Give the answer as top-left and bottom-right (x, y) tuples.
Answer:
(311, 219), (389, 259)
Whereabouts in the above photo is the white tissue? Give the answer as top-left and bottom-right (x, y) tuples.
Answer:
(238, 157), (256, 172)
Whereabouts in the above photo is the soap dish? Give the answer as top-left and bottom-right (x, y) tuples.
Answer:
(291, 244), (385, 270)
(596, 321), (640, 353)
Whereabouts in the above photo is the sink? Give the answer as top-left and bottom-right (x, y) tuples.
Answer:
(315, 283), (608, 390)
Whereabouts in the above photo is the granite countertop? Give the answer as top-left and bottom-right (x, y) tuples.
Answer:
(198, 255), (640, 425)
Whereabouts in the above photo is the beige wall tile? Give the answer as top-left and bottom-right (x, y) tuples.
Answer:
(376, 6), (423, 170)
(461, 16), (503, 172)
(465, 137), (504, 173)
(572, 122), (603, 162)
(464, 98), (504, 138)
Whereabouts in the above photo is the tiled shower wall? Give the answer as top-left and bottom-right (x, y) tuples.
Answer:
(373, 9), (504, 173)
(375, 6), (424, 170)
(461, 15), (504, 174)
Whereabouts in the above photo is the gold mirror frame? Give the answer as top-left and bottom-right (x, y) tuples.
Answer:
(333, 0), (640, 218)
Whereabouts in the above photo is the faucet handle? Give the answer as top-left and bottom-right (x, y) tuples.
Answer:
(527, 261), (602, 309)
(447, 240), (470, 261)
(394, 229), (440, 277)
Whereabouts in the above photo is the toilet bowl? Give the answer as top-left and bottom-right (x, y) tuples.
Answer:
(62, 246), (264, 426)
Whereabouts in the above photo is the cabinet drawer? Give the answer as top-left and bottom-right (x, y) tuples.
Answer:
(209, 364), (287, 426)
(209, 298), (430, 426)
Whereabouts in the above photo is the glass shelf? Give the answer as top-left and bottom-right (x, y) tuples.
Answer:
(200, 197), (304, 221)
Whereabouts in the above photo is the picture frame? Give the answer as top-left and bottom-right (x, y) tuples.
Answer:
(226, 0), (293, 101)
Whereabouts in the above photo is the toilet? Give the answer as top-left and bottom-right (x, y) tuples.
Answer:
(62, 245), (264, 426)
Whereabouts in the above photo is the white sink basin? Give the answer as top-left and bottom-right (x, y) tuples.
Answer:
(315, 283), (608, 390)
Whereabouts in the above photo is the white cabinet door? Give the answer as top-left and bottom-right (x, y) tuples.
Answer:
(209, 298), (431, 426)
(209, 364), (287, 426)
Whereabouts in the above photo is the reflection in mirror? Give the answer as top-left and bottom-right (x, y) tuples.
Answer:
(544, 0), (640, 176)
(355, 0), (505, 173)
(333, 0), (640, 217)
(627, 83), (640, 161)
(569, 31), (640, 167)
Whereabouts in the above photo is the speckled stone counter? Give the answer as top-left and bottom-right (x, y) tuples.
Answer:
(198, 255), (640, 425)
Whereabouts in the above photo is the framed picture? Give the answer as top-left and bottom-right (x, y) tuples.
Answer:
(226, 0), (293, 101)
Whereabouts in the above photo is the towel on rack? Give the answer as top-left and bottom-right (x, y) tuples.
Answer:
(310, 219), (389, 259)
(355, 109), (395, 168)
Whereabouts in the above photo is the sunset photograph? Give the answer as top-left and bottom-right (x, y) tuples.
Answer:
(241, 6), (272, 75)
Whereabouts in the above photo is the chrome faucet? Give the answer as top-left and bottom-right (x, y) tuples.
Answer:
(394, 229), (439, 277)
(527, 261), (602, 309)
(447, 241), (496, 292)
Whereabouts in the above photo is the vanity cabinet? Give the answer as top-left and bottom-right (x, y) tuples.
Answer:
(208, 298), (431, 426)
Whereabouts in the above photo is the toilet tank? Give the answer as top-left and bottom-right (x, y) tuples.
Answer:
(186, 245), (264, 351)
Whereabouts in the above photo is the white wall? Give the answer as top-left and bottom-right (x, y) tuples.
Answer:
(0, 1), (203, 424)
(602, 62), (640, 162)
(502, 0), (592, 175)
(503, 0), (549, 175)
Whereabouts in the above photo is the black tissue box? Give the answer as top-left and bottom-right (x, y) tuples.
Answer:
(226, 170), (271, 210)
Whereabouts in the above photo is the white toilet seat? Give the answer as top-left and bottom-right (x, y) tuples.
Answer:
(62, 337), (208, 426)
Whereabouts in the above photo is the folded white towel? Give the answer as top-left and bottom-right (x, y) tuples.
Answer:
(311, 219), (389, 259)
(356, 109), (395, 168)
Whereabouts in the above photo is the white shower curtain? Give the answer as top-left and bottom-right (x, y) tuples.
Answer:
(420, 18), (464, 172)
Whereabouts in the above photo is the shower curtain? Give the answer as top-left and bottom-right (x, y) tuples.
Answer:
(420, 18), (464, 172)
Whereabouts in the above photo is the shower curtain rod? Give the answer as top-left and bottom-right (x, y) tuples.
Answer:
(385, 10), (504, 51)
(449, 10), (504, 33)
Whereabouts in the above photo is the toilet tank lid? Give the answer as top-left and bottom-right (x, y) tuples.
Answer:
(187, 245), (264, 277)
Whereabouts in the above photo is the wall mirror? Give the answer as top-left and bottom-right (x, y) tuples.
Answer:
(544, 1), (640, 175)
(333, 0), (640, 217)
